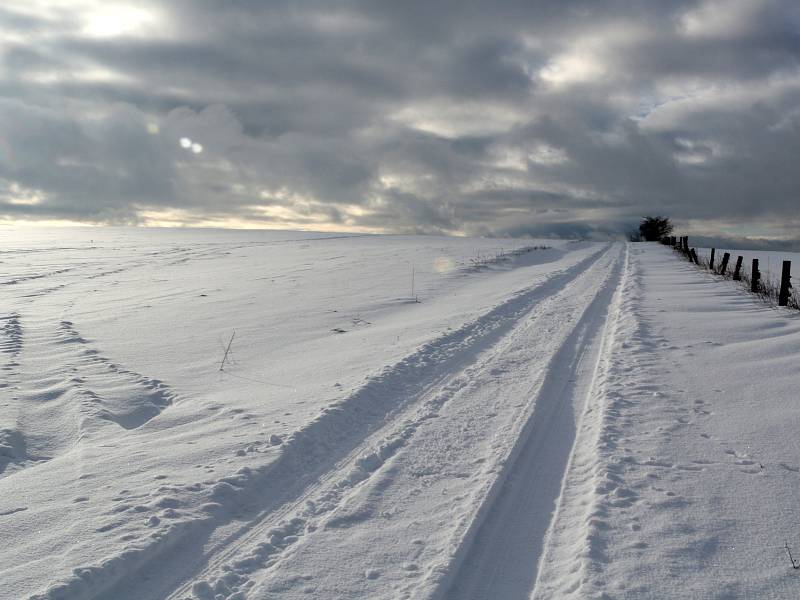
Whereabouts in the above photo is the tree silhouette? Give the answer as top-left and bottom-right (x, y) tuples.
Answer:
(638, 216), (673, 241)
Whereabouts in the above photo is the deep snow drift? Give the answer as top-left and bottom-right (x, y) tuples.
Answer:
(1, 230), (799, 600)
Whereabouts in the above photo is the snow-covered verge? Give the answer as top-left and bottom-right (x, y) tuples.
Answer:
(2, 232), (799, 600)
(534, 244), (800, 598)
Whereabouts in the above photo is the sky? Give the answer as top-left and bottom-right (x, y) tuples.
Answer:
(1, 0), (799, 242)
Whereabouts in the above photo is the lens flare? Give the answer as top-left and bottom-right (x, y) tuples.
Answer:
(434, 256), (455, 274)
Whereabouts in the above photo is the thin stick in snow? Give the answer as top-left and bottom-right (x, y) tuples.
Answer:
(785, 542), (800, 569)
(411, 264), (419, 302)
(219, 330), (236, 371)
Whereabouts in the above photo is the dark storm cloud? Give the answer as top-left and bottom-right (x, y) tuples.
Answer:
(1, 0), (799, 240)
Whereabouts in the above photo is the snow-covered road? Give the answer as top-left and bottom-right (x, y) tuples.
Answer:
(2, 230), (800, 600)
(173, 245), (625, 600)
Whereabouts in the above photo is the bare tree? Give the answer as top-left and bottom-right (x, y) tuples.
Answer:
(639, 216), (673, 241)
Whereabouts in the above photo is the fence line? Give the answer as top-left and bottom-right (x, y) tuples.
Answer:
(660, 236), (798, 310)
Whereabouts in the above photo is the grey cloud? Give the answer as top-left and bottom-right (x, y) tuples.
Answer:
(0, 99), (176, 221)
(496, 220), (639, 241)
(0, 0), (799, 243)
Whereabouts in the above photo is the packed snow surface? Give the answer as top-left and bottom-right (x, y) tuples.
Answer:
(2, 229), (799, 599)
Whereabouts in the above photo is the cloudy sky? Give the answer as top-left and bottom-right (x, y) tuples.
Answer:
(1, 0), (799, 241)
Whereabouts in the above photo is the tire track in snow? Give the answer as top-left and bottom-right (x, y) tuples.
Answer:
(229, 244), (625, 600)
(441, 244), (627, 600)
(530, 244), (634, 599)
(163, 245), (624, 600)
(67, 245), (613, 600)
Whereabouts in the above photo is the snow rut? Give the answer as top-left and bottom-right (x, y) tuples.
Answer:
(532, 243), (638, 599)
(44, 245), (613, 600)
(138, 244), (621, 600)
(220, 244), (626, 600)
(442, 245), (627, 600)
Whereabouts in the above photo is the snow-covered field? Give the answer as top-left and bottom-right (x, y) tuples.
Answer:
(2, 230), (800, 599)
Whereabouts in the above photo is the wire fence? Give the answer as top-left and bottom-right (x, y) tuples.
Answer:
(661, 236), (798, 310)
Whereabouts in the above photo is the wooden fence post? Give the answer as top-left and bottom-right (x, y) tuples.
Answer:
(733, 256), (743, 281)
(751, 258), (760, 293)
(690, 248), (699, 265)
(720, 252), (730, 275)
(779, 261), (792, 306)
(710, 248), (716, 271)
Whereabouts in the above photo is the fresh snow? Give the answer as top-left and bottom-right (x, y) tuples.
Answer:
(1, 229), (799, 599)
